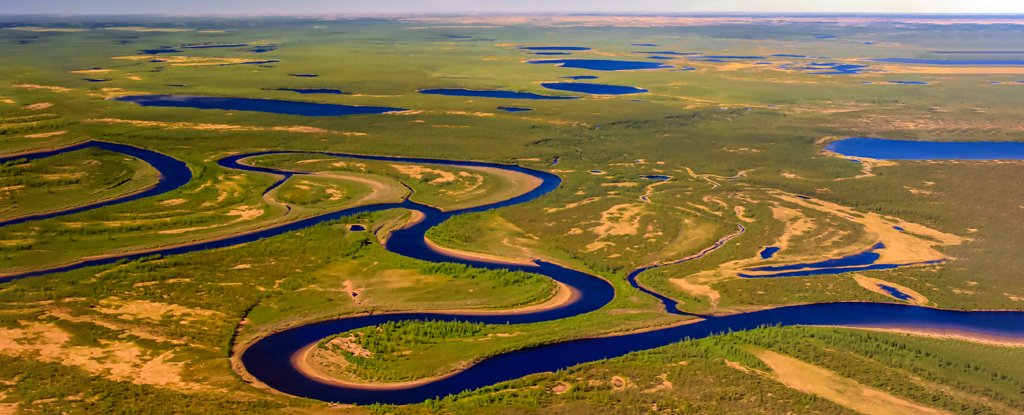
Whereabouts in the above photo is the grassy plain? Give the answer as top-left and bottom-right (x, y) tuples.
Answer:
(1, 15), (1023, 414)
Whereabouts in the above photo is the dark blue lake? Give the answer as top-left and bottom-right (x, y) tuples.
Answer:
(290, 73), (319, 77)
(278, 88), (346, 95)
(760, 246), (781, 259)
(528, 59), (671, 71)
(872, 58), (1024, 66)
(540, 82), (647, 95)
(786, 62), (869, 75)
(138, 47), (181, 55)
(888, 81), (928, 85)
(181, 43), (248, 49)
(561, 75), (598, 80)
(640, 175), (671, 181)
(634, 51), (700, 56)
(498, 106), (533, 112)
(531, 52), (571, 56)
(419, 88), (576, 100)
(632, 43), (658, 47)
(827, 137), (1024, 160)
(878, 284), (913, 301)
(250, 45), (277, 53)
(113, 95), (405, 116)
(519, 46), (591, 51)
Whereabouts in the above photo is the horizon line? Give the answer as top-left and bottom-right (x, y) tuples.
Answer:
(2, 11), (1024, 17)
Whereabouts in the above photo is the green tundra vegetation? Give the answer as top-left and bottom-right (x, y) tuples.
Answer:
(0, 14), (1022, 414)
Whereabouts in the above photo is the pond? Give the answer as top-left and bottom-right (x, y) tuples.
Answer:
(113, 95), (405, 116)
(419, 88), (576, 100)
(528, 59), (671, 71)
(540, 82), (646, 95)
(827, 137), (1024, 160)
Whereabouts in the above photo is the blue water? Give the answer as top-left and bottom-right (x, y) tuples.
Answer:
(519, 46), (591, 51)
(760, 246), (781, 259)
(0, 141), (191, 228)
(647, 56), (675, 60)
(82, 78), (109, 82)
(419, 88), (576, 100)
(443, 34), (473, 39)
(540, 82), (647, 95)
(893, 226), (906, 232)
(228, 60), (279, 66)
(290, 73), (319, 77)
(532, 52), (571, 56)
(772, 54), (807, 58)
(632, 43), (658, 47)
(888, 81), (929, 85)
(878, 284), (913, 301)
(4, 145), (1021, 406)
(933, 51), (1024, 54)
(277, 88), (345, 95)
(250, 45), (277, 53)
(749, 242), (885, 273)
(816, 35), (836, 39)
(181, 43), (248, 49)
(634, 51), (700, 56)
(871, 58), (1024, 66)
(138, 47), (180, 54)
(827, 137), (1024, 160)
(498, 106), (533, 112)
(528, 59), (671, 71)
(113, 95), (405, 117)
(698, 55), (765, 60)
(787, 62), (869, 75)
(349, 224), (366, 232)
(561, 75), (598, 80)
(640, 175), (670, 181)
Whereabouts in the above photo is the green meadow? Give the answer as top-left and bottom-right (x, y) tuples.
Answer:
(0, 15), (1022, 414)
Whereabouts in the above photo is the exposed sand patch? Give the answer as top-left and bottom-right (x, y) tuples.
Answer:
(227, 206), (264, 221)
(544, 196), (600, 213)
(843, 327), (1024, 348)
(877, 64), (1024, 75)
(754, 349), (949, 415)
(0, 321), (204, 390)
(584, 241), (615, 252)
(391, 164), (457, 184)
(113, 55), (265, 66)
(71, 68), (112, 74)
(21, 130), (67, 139)
(158, 198), (187, 206)
(591, 203), (646, 237)
(733, 205), (755, 223)
(777, 193), (965, 265)
(93, 297), (220, 324)
(642, 373), (673, 393)
(671, 277), (721, 307)
(231, 263), (252, 270)
(23, 102), (53, 111)
(85, 117), (365, 136)
(853, 275), (929, 305)
(13, 84), (72, 93)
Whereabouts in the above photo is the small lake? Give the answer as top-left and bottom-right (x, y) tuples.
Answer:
(827, 137), (1024, 160)
(528, 59), (671, 71)
(113, 95), (405, 116)
(738, 242), (942, 278)
(419, 88), (576, 100)
(519, 46), (591, 51)
(759, 246), (781, 259)
(878, 284), (914, 301)
(138, 47), (181, 54)
(887, 81), (928, 85)
(640, 175), (670, 181)
(498, 106), (533, 112)
(561, 75), (598, 80)
(540, 82), (647, 95)
(182, 43), (248, 49)
(277, 88), (345, 94)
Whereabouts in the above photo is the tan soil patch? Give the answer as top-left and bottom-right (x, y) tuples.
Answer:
(733, 205), (756, 223)
(670, 277), (721, 307)
(227, 206), (264, 221)
(0, 321), (204, 390)
(23, 102), (53, 111)
(21, 130), (67, 138)
(113, 55), (269, 66)
(71, 68), (112, 74)
(390, 164), (457, 184)
(754, 349), (949, 415)
(13, 84), (72, 93)
(231, 263), (252, 270)
(591, 203), (646, 237)
(158, 198), (187, 206)
(610, 375), (636, 390)
(642, 373), (673, 393)
(93, 297), (220, 324)
(551, 382), (571, 394)
(584, 241), (615, 252)
(853, 275), (929, 305)
(544, 196), (600, 213)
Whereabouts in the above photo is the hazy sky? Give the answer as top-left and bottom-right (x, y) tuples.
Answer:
(3, 0), (1023, 15)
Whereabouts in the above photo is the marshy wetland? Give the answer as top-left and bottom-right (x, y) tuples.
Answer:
(1, 14), (1023, 415)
